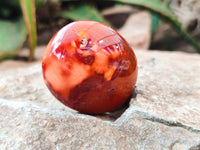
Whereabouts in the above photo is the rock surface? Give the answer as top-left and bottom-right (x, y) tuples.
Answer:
(0, 46), (200, 150)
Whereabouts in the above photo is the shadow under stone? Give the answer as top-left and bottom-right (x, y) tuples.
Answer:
(95, 88), (138, 122)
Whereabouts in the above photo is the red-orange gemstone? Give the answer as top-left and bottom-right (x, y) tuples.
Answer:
(42, 21), (138, 114)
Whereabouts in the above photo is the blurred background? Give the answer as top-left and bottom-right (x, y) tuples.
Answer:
(0, 0), (200, 61)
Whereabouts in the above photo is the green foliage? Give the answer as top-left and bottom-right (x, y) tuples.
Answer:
(114, 0), (173, 16)
(0, 0), (200, 61)
(110, 0), (200, 53)
(19, 0), (37, 61)
(0, 18), (27, 53)
(59, 5), (110, 26)
(0, 0), (37, 61)
(0, 1), (26, 61)
(151, 13), (160, 34)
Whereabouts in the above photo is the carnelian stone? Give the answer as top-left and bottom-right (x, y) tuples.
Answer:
(42, 21), (138, 114)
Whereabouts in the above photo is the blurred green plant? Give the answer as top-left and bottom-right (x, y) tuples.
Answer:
(0, 1), (27, 60)
(151, 13), (160, 34)
(59, 5), (110, 26)
(0, 0), (108, 61)
(0, 0), (199, 61)
(20, 0), (37, 61)
(0, 0), (37, 61)
(0, 18), (27, 59)
(110, 0), (200, 53)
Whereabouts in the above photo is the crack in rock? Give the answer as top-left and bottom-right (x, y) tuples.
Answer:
(133, 108), (200, 133)
(117, 106), (200, 134)
(189, 143), (200, 150)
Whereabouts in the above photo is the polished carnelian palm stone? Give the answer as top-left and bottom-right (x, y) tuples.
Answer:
(42, 21), (138, 114)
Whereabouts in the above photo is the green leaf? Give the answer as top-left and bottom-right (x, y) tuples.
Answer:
(112, 0), (174, 16)
(109, 0), (200, 53)
(19, 0), (37, 61)
(0, 53), (17, 61)
(59, 5), (110, 26)
(0, 18), (27, 60)
(151, 13), (160, 34)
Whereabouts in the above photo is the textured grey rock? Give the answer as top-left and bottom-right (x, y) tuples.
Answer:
(0, 46), (200, 150)
(134, 51), (200, 131)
